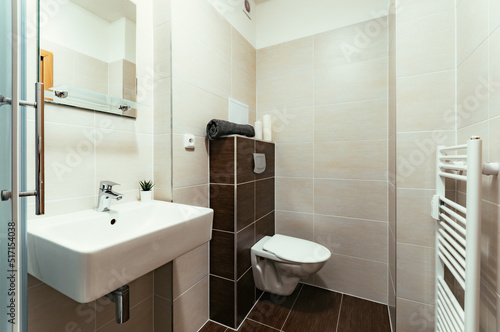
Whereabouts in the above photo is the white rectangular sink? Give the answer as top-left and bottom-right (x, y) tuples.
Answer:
(27, 200), (213, 303)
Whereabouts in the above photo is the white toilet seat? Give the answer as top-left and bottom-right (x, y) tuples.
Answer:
(262, 234), (331, 264)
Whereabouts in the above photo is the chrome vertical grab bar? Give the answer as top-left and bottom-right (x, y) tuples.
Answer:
(0, 82), (45, 215)
(35, 82), (44, 215)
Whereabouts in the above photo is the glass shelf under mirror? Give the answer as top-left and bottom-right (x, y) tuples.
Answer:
(46, 85), (146, 118)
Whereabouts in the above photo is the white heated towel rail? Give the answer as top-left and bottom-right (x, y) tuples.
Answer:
(432, 137), (499, 332)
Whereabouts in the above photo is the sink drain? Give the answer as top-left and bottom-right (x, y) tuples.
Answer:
(110, 219), (117, 225)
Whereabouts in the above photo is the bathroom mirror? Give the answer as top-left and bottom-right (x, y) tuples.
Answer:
(39, 0), (138, 118)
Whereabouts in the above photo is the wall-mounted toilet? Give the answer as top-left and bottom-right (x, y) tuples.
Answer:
(251, 234), (331, 296)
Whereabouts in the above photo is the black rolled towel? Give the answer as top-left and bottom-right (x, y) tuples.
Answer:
(206, 119), (255, 140)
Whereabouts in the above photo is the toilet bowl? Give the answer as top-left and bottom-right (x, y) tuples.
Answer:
(251, 234), (331, 296)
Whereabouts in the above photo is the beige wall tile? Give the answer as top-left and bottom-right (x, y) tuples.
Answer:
(313, 254), (388, 304)
(96, 131), (154, 193)
(154, 78), (172, 135)
(396, 298), (435, 332)
(42, 104), (94, 127)
(314, 215), (388, 263)
(172, 31), (231, 100)
(396, 131), (455, 189)
(276, 178), (314, 213)
(314, 179), (387, 221)
(389, 183), (396, 234)
(314, 140), (387, 180)
(396, 0), (455, 22)
(397, 71), (455, 132)
(74, 53), (109, 94)
(276, 143), (313, 178)
(39, 123), (96, 201)
(172, 0), (231, 61)
(270, 107), (314, 143)
(457, 41), (489, 129)
(481, 201), (500, 294)
(232, 28), (256, 75)
(232, 65), (256, 111)
(154, 22), (172, 81)
(154, 133), (172, 190)
(172, 79), (227, 137)
(173, 185), (209, 207)
(389, 226), (396, 287)
(257, 72), (314, 113)
(315, 57), (387, 106)
(314, 17), (387, 68)
(154, 187), (173, 202)
(275, 211), (314, 241)
(257, 36), (313, 81)
(173, 276), (209, 332)
(314, 99), (388, 142)
(489, 28), (500, 119)
(172, 134), (208, 188)
(486, 117), (500, 205)
(491, 0), (500, 34)
(153, 0), (170, 27)
(396, 10), (455, 77)
(397, 243), (435, 305)
(457, 0), (488, 66)
(28, 283), (96, 332)
(479, 282), (500, 332)
(173, 243), (209, 299)
(397, 189), (436, 248)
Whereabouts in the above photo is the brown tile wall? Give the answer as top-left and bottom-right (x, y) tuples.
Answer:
(209, 137), (275, 329)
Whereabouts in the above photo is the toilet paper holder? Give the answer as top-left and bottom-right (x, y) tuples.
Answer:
(253, 153), (266, 174)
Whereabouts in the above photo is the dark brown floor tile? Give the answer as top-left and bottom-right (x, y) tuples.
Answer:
(236, 182), (255, 231)
(237, 224), (255, 279)
(237, 269), (256, 326)
(282, 285), (342, 332)
(210, 231), (235, 280)
(211, 184), (235, 232)
(255, 141), (275, 180)
(236, 137), (256, 184)
(255, 178), (274, 220)
(210, 276), (236, 328)
(210, 137), (235, 184)
(336, 295), (391, 332)
(247, 285), (302, 330)
(237, 319), (279, 332)
(255, 212), (275, 242)
(199, 320), (228, 332)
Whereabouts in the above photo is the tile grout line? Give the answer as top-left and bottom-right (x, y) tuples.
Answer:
(246, 318), (281, 331)
(334, 294), (344, 332)
(279, 284), (304, 331)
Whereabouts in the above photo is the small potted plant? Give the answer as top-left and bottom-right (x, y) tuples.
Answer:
(139, 180), (154, 202)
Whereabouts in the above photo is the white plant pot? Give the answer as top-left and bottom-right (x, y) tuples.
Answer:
(140, 191), (152, 202)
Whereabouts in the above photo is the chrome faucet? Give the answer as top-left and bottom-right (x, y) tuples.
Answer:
(97, 181), (123, 212)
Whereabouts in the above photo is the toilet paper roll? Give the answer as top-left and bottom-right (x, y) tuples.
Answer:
(263, 115), (272, 141)
(255, 120), (263, 140)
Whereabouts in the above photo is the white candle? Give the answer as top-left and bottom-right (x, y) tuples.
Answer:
(263, 114), (272, 141)
(255, 120), (263, 140)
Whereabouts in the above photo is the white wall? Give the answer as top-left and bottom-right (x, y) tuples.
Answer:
(255, 0), (389, 49)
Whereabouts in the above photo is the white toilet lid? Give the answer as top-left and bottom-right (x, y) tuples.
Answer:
(263, 235), (331, 263)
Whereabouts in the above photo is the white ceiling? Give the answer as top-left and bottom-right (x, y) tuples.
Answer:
(254, 0), (272, 4)
(69, 0), (136, 23)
